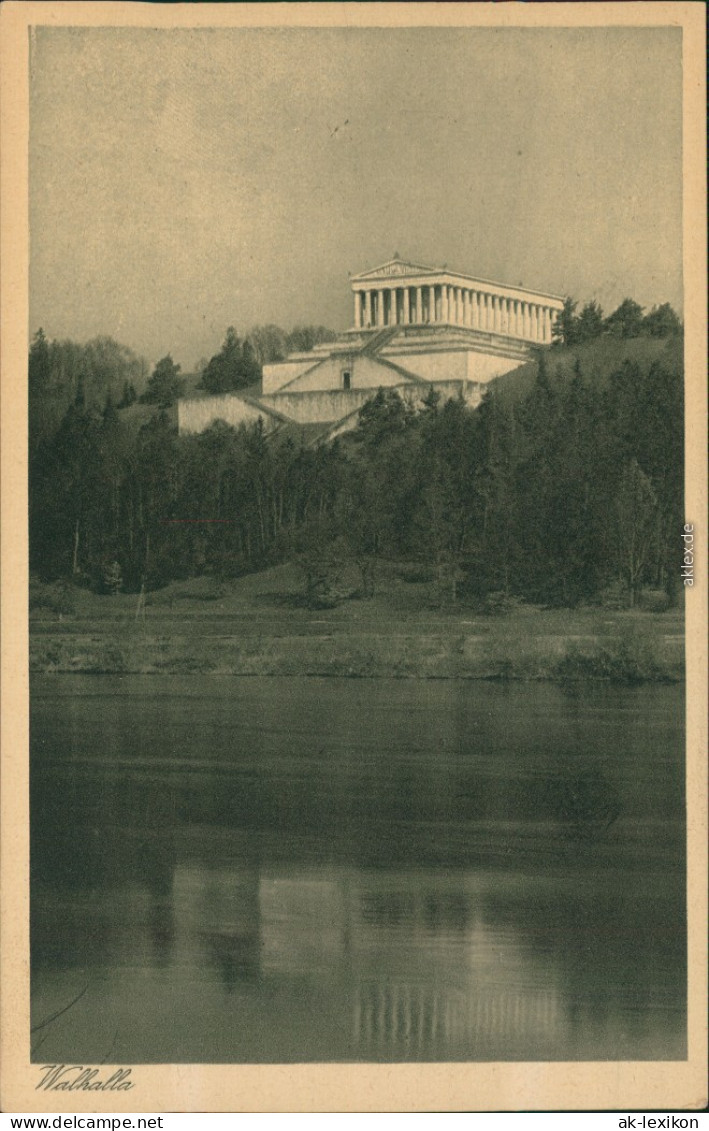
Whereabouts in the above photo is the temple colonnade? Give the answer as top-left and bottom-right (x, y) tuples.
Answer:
(353, 283), (559, 344)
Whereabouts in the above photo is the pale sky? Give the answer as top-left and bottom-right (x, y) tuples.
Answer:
(30, 26), (683, 369)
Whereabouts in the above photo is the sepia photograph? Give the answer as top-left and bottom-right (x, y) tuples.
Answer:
(1, 0), (706, 1114)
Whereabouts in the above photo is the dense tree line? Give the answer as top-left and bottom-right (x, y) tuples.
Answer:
(29, 323), (683, 609)
(28, 322), (339, 427)
(552, 296), (682, 347)
(28, 330), (148, 455)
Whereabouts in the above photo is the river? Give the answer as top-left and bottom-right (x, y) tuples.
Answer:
(30, 675), (686, 1063)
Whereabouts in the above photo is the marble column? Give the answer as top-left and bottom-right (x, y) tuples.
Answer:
(365, 290), (372, 328)
(428, 285), (436, 323)
(415, 287), (422, 323)
(531, 305), (539, 341)
(403, 288), (410, 325)
(389, 288), (397, 326)
(441, 285), (449, 323)
(471, 292), (479, 329)
(464, 290), (471, 327)
(354, 292), (360, 329)
(377, 289), (384, 327)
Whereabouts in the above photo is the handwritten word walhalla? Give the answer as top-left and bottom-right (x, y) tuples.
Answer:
(681, 523), (695, 587)
(36, 1064), (134, 1091)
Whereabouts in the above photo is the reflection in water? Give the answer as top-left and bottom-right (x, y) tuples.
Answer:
(30, 676), (686, 1063)
(353, 982), (564, 1060)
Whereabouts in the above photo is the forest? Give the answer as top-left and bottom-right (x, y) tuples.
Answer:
(28, 299), (684, 611)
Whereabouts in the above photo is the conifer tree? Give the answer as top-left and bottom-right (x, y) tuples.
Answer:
(141, 355), (184, 407)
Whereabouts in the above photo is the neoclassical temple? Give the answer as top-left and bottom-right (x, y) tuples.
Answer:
(350, 258), (561, 343)
(179, 258), (564, 441)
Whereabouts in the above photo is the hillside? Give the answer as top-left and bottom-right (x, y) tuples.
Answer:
(493, 334), (682, 402)
(29, 325), (684, 620)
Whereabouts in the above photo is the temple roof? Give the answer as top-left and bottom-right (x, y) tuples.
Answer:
(351, 258), (439, 282)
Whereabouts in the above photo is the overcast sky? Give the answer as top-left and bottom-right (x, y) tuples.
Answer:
(30, 25), (682, 369)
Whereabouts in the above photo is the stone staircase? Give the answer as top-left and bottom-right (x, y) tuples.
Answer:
(359, 325), (399, 357)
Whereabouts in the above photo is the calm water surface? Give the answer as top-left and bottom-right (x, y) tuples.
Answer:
(30, 675), (686, 1063)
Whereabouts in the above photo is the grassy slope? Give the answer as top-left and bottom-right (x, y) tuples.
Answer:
(30, 564), (684, 681)
(492, 335), (681, 403)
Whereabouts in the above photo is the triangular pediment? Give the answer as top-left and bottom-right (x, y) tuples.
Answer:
(352, 258), (440, 282)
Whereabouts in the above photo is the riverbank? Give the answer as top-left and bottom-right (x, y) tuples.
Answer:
(29, 566), (684, 682)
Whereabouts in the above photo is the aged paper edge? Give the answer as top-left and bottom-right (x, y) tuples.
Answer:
(1, 1), (706, 1114)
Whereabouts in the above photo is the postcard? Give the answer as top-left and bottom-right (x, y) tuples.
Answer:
(1, 1), (706, 1114)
